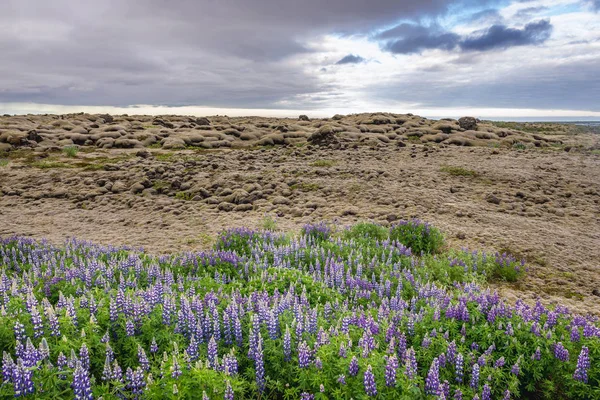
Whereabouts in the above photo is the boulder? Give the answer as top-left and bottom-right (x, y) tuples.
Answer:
(162, 137), (186, 149)
(308, 125), (338, 145)
(298, 115), (310, 121)
(458, 117), (478, 131)
(195, 117), (210, 126)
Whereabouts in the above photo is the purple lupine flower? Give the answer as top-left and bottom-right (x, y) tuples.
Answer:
(532, 347), (541, 361)
(298, 341), (312, 369)
(300, 393), (314, 400)
(223, 353), (238, 376)
(126, 320), (135, 336)
(234, 317), (243, 347)
(150, 338), (158, 354)
(72, 361), (93, 400)
(79, 343), (90, 372)
(482, 383), (492, 400)
(315, 357), (323, 370)
(510, 362), (519, 376)
(349, 356), (359, 376)
(570, 326), (580, 343)
(208, 336), (218, 369)
(284, 325), (292, 362)
(554, 342), (569, 362)
(138, 345), (149, 371)
(425, 357), (441, 396)
(30, 307), (44, 338)
(470, 364), (480, 389)
(224, 380), (234, 400)
(171, 356), (181, 379)
(337, 374), (346, 385)
(14, 322), (25, 343)
(455, 353), (464, 383)
(126, 367), (146, 400)
(385, 355), (398, 387)
(363, 365), (377, 397)
(454, 388), (463, 400)
(573, 346), (590, 383)
(2, 352), (14, 383)
(14, 358), (35, 397)
(494, 357), (505, 368)
(405, 348), (418, 379)
(339, 342), (347, 358)
(255, 336), (265, 393)
(503, 390), (511, 400)
(441, 380), (450, 399)
(102, 355), (112, 382)
(112, 361), (123, 382)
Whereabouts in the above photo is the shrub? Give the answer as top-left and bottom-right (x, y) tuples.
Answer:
(343, 222), (388, 242)
(440, 165), (478, 177)
(62, 145), (79, 157)
(389, 219), (444, 254)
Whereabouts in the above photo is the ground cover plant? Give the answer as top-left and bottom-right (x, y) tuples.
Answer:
(0, 220), (597, 399)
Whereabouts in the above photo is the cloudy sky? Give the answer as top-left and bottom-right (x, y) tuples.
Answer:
(1, 0), (599, 119)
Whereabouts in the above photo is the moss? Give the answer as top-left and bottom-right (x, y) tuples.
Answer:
(440, 165), (478, 177)
(311, 159), (337, 168)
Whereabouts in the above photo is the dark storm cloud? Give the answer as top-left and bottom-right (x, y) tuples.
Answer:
(377, 23), (460, 54)
(0, 0), (459, 107)
(460, 19), (552, 51)
(379, 19), (552, 54)
(335, 54), (366, 64)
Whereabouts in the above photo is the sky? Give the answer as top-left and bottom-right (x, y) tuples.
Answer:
(1, 0), (599, 119)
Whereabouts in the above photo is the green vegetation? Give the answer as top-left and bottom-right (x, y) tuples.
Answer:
(62, 146), (79, 158)
(440, 165), (479, 177)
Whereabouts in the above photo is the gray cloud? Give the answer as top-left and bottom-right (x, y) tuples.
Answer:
(379, 19), (552, 54)
(0, 0), (460, 107)
(461, 19), (552, 51)
(368, 57), (600, 111)
(336, 54), (366, 64)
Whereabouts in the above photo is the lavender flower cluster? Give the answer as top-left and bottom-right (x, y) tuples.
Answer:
(0, 222), (597, 399)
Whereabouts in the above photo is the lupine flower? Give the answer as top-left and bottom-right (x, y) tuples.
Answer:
(454, 388), (463, 400)
(573, 346), (590, 383)
(405, 348), (418, 379)
(126, 367), (146, 399)
(150, 338), (158, 354)
(503, 390), (511, 400)
(482, 383), (492, 400)
(349, 356), (359, 376)
(554, 342), (569, 362)
(224, 380), (234, 400)
(284, 325), (292, 362)
(72, 361), (93, 400)
(470, 364), (480, 389)
(337, 374), (346, 385)
(363, 365), (377, 397)
(455, 353), (464, 383)
(79, 343), (90, 371)
(171, 356), (181, 379)
(138, 345), (149, 371)
(298, 341), (312, 369)
(532, 347), (541, 361)
(255, 336), (265, 393)
(385, 355), (398, 387)
(425, 357), (441, 396)
(300, 393), (314, 400)
(510, 362), (520, 376)
(208, 336), (218, 369)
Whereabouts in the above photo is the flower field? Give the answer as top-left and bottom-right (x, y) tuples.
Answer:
(0, 220), (597, 399)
